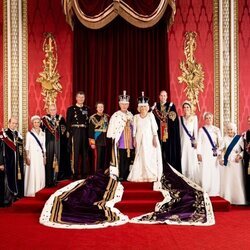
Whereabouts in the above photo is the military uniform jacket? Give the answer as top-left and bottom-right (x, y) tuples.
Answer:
(66, 105), (90, 133)
(41, 114), (66, 143)
(89, 113), (109, 146)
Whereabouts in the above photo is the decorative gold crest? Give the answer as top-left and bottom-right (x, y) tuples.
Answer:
(36, 33), (62, 110)
(178, 32), (204, 112)
(168, 111), (177, 121)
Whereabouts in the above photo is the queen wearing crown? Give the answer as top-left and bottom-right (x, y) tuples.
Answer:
(127, 92), (162, 183)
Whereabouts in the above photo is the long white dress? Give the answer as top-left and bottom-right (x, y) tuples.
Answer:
(219, 135), (246, 204)
(127, 112), (162, 182)
(24, 129), (46, 197)
(179, 115), (200, 184)
(197, 125), (222, 196)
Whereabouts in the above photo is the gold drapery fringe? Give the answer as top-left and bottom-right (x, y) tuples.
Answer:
(62, 0), (176, 30)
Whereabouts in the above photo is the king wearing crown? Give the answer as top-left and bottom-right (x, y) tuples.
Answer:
(107, 90), (134, 180)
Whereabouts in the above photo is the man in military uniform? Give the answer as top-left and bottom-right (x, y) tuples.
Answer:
(66, 91), (90, 179)
(152, 90), (182, 173)
(0, 117), (24, 207)
(89, 102), (109, 172)
(42, 104), (67, 187)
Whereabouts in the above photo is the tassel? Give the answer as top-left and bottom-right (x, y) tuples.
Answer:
(53, 155), (59, 173)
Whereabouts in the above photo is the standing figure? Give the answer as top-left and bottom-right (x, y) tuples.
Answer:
(25, 116), (46, 197)
(41, 104), (66, 187)
(179, 101), (200, 184)
(152, 90), (182, 172)
(242, 115), (250, 203)
(89, 102), (109, 172)
(128, 92), (162, 182)
(219, 122), (246, 205)
(66, 91), (90, 179)
(107, 90), (134, 180)
(0, 117), (24, 207)
(197, 112), (222, 196)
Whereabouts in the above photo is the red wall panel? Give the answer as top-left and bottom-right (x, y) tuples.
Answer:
(239, 0), (250, 132)
(0, 1), (247, 132)
(0, 1), (3, 127)
(168, 0), (214, 127)
(28, 0), (73, 120)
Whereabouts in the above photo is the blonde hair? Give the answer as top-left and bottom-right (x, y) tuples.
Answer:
(203, 112), (213, 120)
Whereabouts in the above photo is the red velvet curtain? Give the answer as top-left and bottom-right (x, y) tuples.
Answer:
(73, 6), (171, 115)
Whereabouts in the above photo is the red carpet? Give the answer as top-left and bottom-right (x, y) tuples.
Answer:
(116, 181), (231, 214)
(0, 180), (249, 250)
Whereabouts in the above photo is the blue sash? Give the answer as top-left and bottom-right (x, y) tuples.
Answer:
(202, 127), (218, 156)
(224, 135), (241, 166)
(29, 131), (44, 156)
(180, 116), (195, 147)
(94, 131), (102, 140)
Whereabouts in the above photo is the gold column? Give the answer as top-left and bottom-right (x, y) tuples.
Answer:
(3, 0), (28, 136)
(213, 0), (220, 128)
(231, 0), (239, 129)
(10, 0), (19, 117)
(213, 0), (239, 132)
(222, 0), (231, 128)
(22, 0), (28, 135)
(3, 0), (9, 127)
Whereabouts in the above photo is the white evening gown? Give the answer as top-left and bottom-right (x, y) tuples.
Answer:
(128, 112), (162, 182)
(179, 115), (200, 184)
(219, 135), (246, 204)
(24, 129), (46, 197)
(197, 125), (222, 196)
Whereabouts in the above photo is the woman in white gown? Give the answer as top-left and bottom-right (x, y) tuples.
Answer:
(219, 122), (246, 205)
(127, 93), (162, 182)
(179, 101), (200, 184)
(197, 112), (222, 196)
(24, 116), (46, 197)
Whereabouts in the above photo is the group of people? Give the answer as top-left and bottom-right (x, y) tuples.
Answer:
(0, 90), (249, 209)
(0, 106), (70, 206)
(106, 89), (250, 206)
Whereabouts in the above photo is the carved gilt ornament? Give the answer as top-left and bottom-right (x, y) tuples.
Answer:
(178, 32), (204, 112)
(36, 33), (62, 110)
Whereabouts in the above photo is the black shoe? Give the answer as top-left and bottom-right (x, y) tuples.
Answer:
(13, 196), (20, 202)
(72, 174), (78, 180)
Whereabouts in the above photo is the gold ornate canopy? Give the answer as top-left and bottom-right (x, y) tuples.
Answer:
(62, 0), (176, 29)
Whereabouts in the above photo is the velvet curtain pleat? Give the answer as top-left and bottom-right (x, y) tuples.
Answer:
(73, 11), (170, 115)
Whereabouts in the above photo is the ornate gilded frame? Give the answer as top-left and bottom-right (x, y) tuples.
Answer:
(213, 0), (239, 130)
(213, 0), (220, 128)
(3, 0), (28, 136)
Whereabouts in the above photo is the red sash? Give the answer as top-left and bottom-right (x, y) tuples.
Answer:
(42, 116), (59, 141)
(0, 130), (16, 152)
(160, 121), (168, 142)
